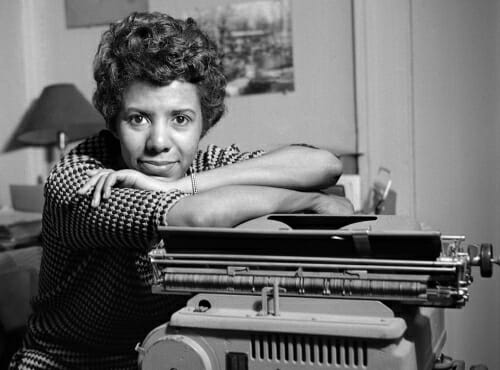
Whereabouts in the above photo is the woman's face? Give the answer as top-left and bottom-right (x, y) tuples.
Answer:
(114, 80), (203, 180)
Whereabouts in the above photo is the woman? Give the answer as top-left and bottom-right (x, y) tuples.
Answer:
(10, 12), (352, 370)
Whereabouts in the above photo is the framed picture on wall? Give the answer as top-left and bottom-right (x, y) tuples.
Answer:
(186, 0), (294, 97)
(65, 0), (148, 28)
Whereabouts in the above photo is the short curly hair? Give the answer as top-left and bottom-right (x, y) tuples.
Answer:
(92, 12), (227, 136)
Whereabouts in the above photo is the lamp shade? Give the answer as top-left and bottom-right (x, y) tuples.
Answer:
(17, 83), (105, 145)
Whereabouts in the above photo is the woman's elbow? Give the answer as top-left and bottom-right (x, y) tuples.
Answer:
(167, 199), (234, 228)
(317, 150), (343, 187)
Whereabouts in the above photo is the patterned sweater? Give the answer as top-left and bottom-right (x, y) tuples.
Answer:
(9, 130), (263, 370)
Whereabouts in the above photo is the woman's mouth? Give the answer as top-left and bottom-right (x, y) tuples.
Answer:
(138, 159), (179, 173)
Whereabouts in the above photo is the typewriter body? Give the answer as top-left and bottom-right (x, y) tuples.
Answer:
(137, 215), (497, 370)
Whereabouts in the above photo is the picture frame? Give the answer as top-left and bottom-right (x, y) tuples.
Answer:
(187, 0), (294, 97)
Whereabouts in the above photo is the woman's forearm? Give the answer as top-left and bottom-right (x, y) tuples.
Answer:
(47, 161), (184, 251)
(161, 146), (342, 194)
(166, 185), (352, 227)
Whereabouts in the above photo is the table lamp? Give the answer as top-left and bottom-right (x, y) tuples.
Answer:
(16, 83), (105, 155)
(10, 83), (105, 213)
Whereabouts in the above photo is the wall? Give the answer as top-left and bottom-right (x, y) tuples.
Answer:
(496, 15), (500, 367)
(0, 0), (45, 207)
(354, 0), (416, 215)
(0, 0), (26, 142)
(413, 0), (499, 367)
(356, 0), (499, 367)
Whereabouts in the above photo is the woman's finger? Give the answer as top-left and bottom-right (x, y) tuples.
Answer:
(78, 169), (110, 194)
(91, 173), (109, 207)
(102, 172), (118, 199)
(78, 174), (101, 195)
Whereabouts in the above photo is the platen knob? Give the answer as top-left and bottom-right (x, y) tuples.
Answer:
(479, 243), (493, 278)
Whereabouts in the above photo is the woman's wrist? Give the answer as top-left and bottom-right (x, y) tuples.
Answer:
(151, 176), (192, 194)
(190, 171), (198, 195)
(303, 192), (322, 213)
(278, 190), (320, 214)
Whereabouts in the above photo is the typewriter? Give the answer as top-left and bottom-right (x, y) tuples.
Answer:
(137, 215), (498, 370)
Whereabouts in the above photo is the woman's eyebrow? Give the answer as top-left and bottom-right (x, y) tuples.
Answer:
(122, 106), (150, 114)
(121, 107), (197, 117)
(171, 108), (197, 116)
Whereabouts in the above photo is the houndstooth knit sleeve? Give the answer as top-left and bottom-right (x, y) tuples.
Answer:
(43, 131), (188, 252)
(191, 144), (265, 172)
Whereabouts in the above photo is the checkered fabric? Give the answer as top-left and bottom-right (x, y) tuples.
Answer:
(9, 130), (263, 370)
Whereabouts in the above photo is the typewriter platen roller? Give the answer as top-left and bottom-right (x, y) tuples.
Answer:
(138, 215), (499, 370)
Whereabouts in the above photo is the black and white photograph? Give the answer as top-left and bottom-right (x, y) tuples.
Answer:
(186, 0), (294, 97)
(0, 1), (498, 369)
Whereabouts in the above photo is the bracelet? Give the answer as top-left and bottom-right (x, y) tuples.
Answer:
(190, 171), (198, 195)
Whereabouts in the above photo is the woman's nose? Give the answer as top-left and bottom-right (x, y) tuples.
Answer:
(146, 123), (171, 153)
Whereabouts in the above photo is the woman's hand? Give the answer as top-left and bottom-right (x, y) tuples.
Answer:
(78, 169), (178, 207)
(310, 193), (355, 215)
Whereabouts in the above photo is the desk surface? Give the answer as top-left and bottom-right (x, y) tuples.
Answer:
(0, 208), (42, 225)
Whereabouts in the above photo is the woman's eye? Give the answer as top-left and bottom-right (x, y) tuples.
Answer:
(127, 114), (147, 126)
(174, 115), (190, 125)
